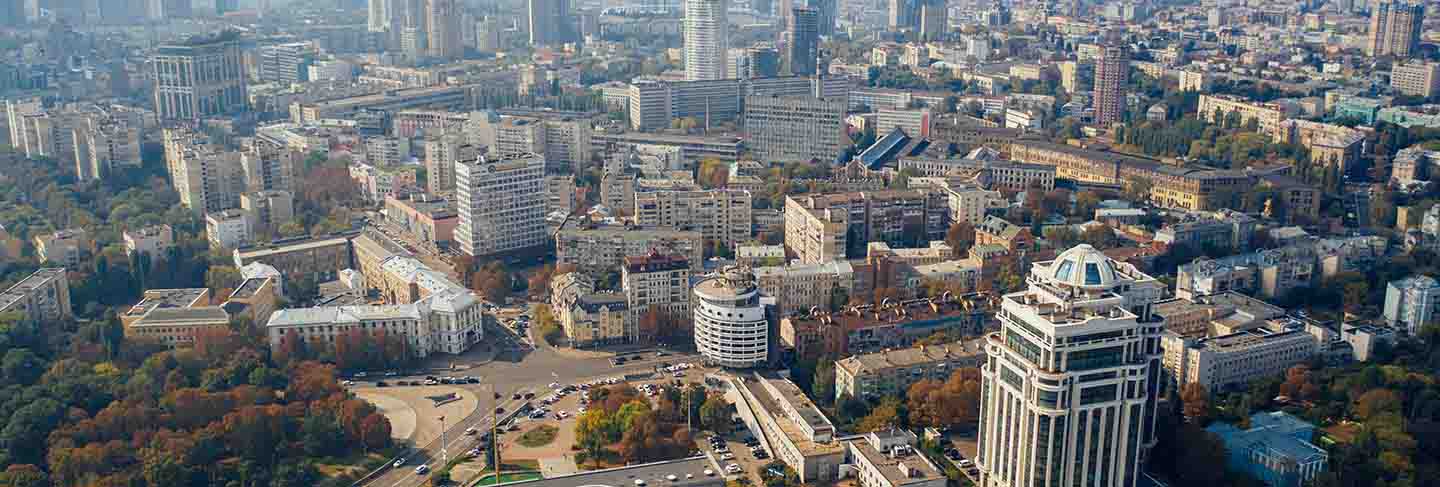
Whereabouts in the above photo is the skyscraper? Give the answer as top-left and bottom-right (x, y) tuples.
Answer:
(1092, 44), (1127, 126)
(368, 0), (390, 32)
(426, 0), (462, 60)
(684, 0), (729, 81)
(918, 0), (946, 40)
(1368, 0), (1424, 58)
(976, 245), (1166, 487)
(151, 31), (248, 120)
(259, 42), (317, 85)
(476, 16), (501, 52)
(810, 0), (835, 37)
(528, 0), (573, 46)
(785, 7), (818, 76)
(215, 0), (238, 14)
(888, 0), (919, 31)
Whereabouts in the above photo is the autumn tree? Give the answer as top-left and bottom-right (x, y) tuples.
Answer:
(469, 261), (512, 303)
(945, 222), (976, 255)
(700, 394), (732, 433)
(697, 159), (729, 189)
(575, 409), (614, 468)
(857, 397), (904, 432)
(1180, 383), (1210, 423)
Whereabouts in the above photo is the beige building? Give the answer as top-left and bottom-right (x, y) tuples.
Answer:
(1162, 323), (1319, 392)
(240, 138), (298, 193)
(622, 253), (692, 341)
(0, 268), (72, 324)
(556, 224), (704, 273)
(123, 278), (279, 347)
(833, 340), (985, 401)
(754, 260), (855, 318)
(151, 33), (248, 120)
(1197, 94), (1291, 138)
(784, 190), (949, 264)
(556, 292), (631, 347)
(1368, 0), (1424, 58)
(423, 131), (477, 197)
(35, 228), (90, 267)
(743, 95), (847, 163)
(234, 233), (356, 284)
(454, 152), (549, 258)
(1278, 120), (1366, 173)
(545, 175), (577, 215)
(848, 431), (947, 487)
(384, 193), (459, 248)
(165, 126), (244, 215)
(634, 189), (753, 248)
(206, 210), (251, 250)
(123, 224), (175, 260)
(1178, 70), (1210, 92)
(734, 373), (846, 482)
(1391, 62), (1440, 98)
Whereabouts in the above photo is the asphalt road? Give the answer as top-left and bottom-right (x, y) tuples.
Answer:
(359, 310), (703, 487)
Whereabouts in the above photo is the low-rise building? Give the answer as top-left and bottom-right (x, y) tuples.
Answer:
(734, 373), (846, 482)
(34, 228), (90, 267)
(1175, 236), (1385, 300)
(122, 278), (280, 347)
(1207, 412), (1328, 487)
(207, 209), (252, 250)
(974, 216), (1033, 252)
(384, 193), (458, 249)
(234, 232), (358, 285)
(1162, 322), (1319, 392)
(736, 243), (786, 267)
(556, 292), (630, 347)
(834, 340), (985, 401)
(847, 430), (946, 487)
(1154, 212), (1256, 253)
(1383, 275), (1440, 335)
(123, 224), (175, 260)
(779, 294), (990, 362)
(0, 268), (72, 324)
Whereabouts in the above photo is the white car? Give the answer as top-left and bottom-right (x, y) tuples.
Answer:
(393, 458), (406, 468)
(465, 427), (478, 435)
(415, 465), (430, 475)
(720, 453), (735, 460)
(342, 380), (355, 386)
(725, 464), (742, 474)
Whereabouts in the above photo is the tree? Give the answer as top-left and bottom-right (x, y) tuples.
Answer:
(700, 395), (732, 434)
(1180, 383), (1209, 423)
(697, 159), (729, 189)
(205, 265), (242, 296)
(813, 361), (836, 406)
(1080, 225), (1117, 249)
(575, 409), (614, 468)
(0, 464), (48, 487)
(944, 222), (976, 255)
(857, 397), (903, 432)
(1, 348), (44, 386)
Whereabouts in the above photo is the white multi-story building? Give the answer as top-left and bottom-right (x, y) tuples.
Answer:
(683, 0), (729, 81)
(165, 127), (245, 215)
(123, 224), (175, 259)
(0, 268), (72, 325)
(1161, 322), (1320, 392)
(693, 267), (768, 368)
(1384, 275), (1440, 334)
(454, 152), (548, 258)
(634, 189), (753, 248)
(977, 244), (1167, 487)
(206, 209), (252, 250)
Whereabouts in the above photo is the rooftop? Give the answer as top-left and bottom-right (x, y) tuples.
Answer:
(502, 457), (723, 487)
(0, 268), (67, 311)
(624, 252), (691, 273)
(851, 432), (944, 486)
(836, 339), (986, 376)
(130, 307), (232, 327)
(124, 288), (210, 317)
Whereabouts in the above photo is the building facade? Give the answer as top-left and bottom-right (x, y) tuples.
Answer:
(744, 95), (847, 163)
(693, 267), (768, 368)
(1384, 275), (1440, 334)
(454, 153), (548, 258)
(684, 0), (729, 81)
(151, 32), (248, 120)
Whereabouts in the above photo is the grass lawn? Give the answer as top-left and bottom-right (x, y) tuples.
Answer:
(517, 425), (559, 448)
(474, 471), (544, 484)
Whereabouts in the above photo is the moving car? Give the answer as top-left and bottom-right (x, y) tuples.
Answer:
(414, 465), (430, 475)
(393, 458), (405, 468)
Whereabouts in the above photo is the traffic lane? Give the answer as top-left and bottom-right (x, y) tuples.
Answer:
(375, 396), (525, 487)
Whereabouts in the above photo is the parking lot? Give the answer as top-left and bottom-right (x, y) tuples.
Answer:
(702, 428), (770, 483)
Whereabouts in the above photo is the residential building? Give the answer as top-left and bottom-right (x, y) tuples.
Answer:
(734, 373), (846, 481)
(425, 0), (462, 60)
(267, 293), (484, 357)
(1007, 140), (1255, 212)
(1154, 212), (1256, 253)
(555, 292), (630, 347)
(206, 210), (252, 250)
(1368, 0), (1424, 58)
(1197, 95), (1291, 139)
(834, 340), (985, 401)
(123, 224), (175, 260)
(693, 267), (768, 368)
(240, 138), (297, 193)
(80, 116), (141, 181)
(744, 95), (847, 163)
(974, 216), (1033, 252)
(1392, 145), (1440, 185)
(454, 152), (548, 258)
(1208, 413), (1328, 487)
(1391, 62), (1440, 98)
(239, 191), (295, 238)
(1175, 236), (1386, 300)
(527, 0), (572, 46)
(754, 261), (855, 318)
(684, 0), (729, 81)
(0, 268), (72, 324)
(975, 245), (1167, 487)
(1093, 45), (1128, 126)
(151, 31), (248, 120)
(1384, 275), (1440, 334)
(1152, 292), (1286, 338)
(164, 127), (245, 215)
(423, 131), (476, 197)
(622, 252), (693, 342)
(779, 294), (991, 361)
(555, 224), (704, 273)
(35, 229), (90, 267)
(1277, 120), (1366, 173)
(634, 189), (753, 248)
(848, 430), (946, 487)
(545, 176), (577, 216)
(784, 191), (949, 264)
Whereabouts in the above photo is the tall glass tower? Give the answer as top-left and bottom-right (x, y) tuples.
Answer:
(976, 245), (1166, 487)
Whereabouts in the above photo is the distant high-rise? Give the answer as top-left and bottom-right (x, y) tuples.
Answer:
(1092, 44), (1127, 126)
(259, 42), (317, 85)
(888, 0), (917, 31)
(215, 0), (238, 14)
(368, 0), (391, 32)
(476, 16), (501, 52)
(151, 32), (248, 120)
(810, 0), (836, 37)
(528, 0), (573, 46)
(785, 7), (818, 76)
(918, 0), (946, 40)
(426, 0), (462, 60)
(1368, 0), (1424, 58)
(684, 0), (729, 81)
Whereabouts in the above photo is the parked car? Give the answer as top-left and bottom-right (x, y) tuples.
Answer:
(375, 381), (389, 387)
(393, 458), (406, 468)
(414, 465), (429, 475)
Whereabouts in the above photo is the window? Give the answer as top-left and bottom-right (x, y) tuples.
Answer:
(1079, 384), (1117, 405)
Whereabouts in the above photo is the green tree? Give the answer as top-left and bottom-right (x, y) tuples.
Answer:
(700, 395), (732, 433)
(813, 361), (836, 406)
(575, 409), (615, 468)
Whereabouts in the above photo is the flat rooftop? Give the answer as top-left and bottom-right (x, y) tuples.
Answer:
(0, 268), (66, 311)
(130, 307), (232, 327)
(852, 436), (945, 487)
(236, 234), (354, 259)
(125, 288), (209, 317)
(504, 457), (724, 487)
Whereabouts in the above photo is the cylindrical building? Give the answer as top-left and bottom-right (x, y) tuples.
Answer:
(692, 267), (767, 368)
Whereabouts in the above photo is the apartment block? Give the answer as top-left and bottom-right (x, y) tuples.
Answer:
(0, 268), (72, 324)
(634, 189), (753, 248)
(454, 152), (549, 258)
(834, 340), (985, 401)
(1391, 62), (1440, 98)
(1384, 275), (1440, 334)
(555, 224), (704, 274)
(1163, 324), (1319, 392)
(206, 209), (252, 250)
(1277, 120), (1366, 173)
(753, 260), (855, 318)
(779, 294), (989, 361)
(385, 193), (459, 248)
(622, 253), (693, 342)
(875, 108), (932, 138)
(123, 224), (175, 260)
(784, 190), (949, 264)
(239, 190), (295, 238)
(423, 131), (477, 197)
(34, 228), (90, 267)
(165, 126), (244, 215)
(1155, 211), (1256, 253)
(1176, 236), (1386, 300)
(1197, 94), (1292, 138)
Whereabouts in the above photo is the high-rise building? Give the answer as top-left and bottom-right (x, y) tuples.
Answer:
(240, 138), (297, 193)
(918, 0), (946, 40)
(215, 0), (239, 14)
(1391, 62), (1440, 98)
(1384, 275), (1440, 335)
(888, 0), (918, 31)
(476, 16), (501, 52)
(1368, 0), (1424, 58)
(259, 42), (317, 85)
(151, 31), (248, 120)
(693, 267), (767, 368)
(164, 127), (245, 215)
(454, 153), (548, 258)
(368, 0), (391, 32)
(976, 245), (1166, 487)
(810, 0), (836, 37)
(684, 0), (729, 81)
(1092, 44), (1128, 126)
(426, 0), (462, 60)
(528, 0), (573, 46)
(785, 7), (818, 76)
(424, 130), (477, 196)
(743, 94), (846, 163)
(80, 116), (141, 181)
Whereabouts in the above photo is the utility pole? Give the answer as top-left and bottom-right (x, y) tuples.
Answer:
(439, 414), (448, 465)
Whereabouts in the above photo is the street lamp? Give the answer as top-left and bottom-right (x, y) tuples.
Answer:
(439, 414), (448, 465)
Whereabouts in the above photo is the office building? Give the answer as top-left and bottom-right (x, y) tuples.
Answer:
(833, 340), (985, 401)
(917, 0), (946, 41)
(368, 0), (391, 31)
(555, 224), (704, 273)
(0, 268), (72, 324)
(454, 153), (548, 258)
(151, 31), (248, 120)
(888, 0), (918, 31)
(1208, 412), (1328, 487)
(124, 225), (175, 260)
(1092, 44), (1128, 126)
(426, 0), (462, 60)
(848, 430), (946, 487)
(267, 290), (484, 357)
(786, 7), (819, 76)
(976, 245), (1166, 487)
(1391, 62), (1440, 98)
(1197, 95), (1291, 138)
(528, 0), (572, 46)
(876, 108), (932, 139)
(1384, 275), (1440, 334)
(684, 0), (729, 81)
(259, 42), (317, 85)
(1162, 323), (1319, 392)
(693, 267), (768, 368)
(123, 282), (279, 347)
(35, 229), (90, 268)
(1369, 0), (1424, 58)
(744, 95), (846, 163)
(634, 189), (752, 248)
